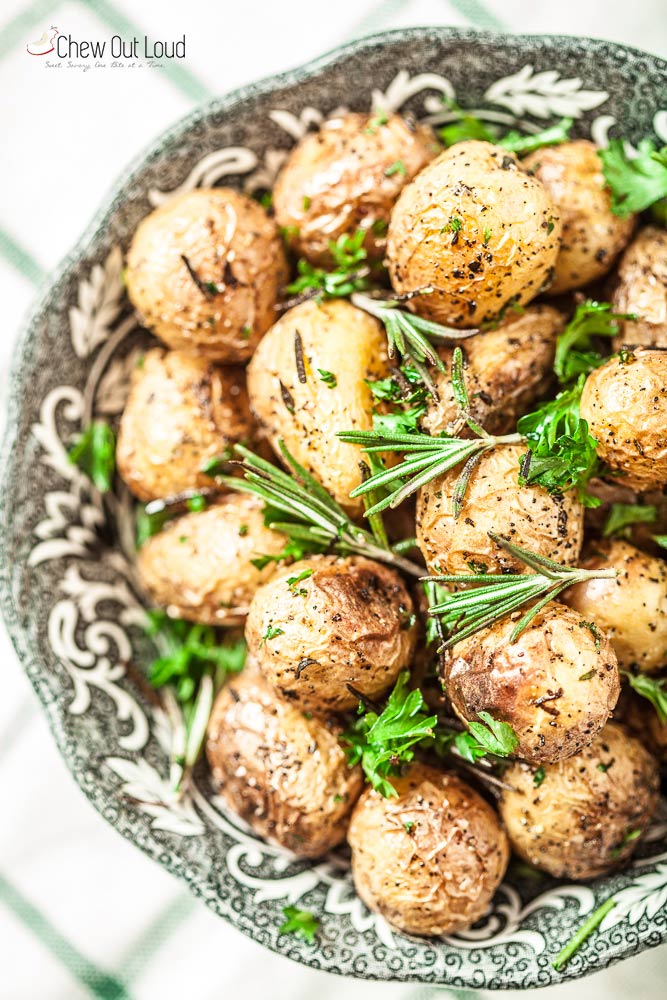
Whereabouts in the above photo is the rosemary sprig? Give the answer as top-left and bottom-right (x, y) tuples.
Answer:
(426, 533), (617, 647)
(216, 441), (424, 577)
(351, 291), (477, 398)
(339, 348), (521, 516)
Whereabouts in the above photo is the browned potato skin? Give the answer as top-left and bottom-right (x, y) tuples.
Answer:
(579, 349), (667, 491)
(125, 188), (288, 362)
(564, 539), (667, 674)
(348, 763), (509, 936)
(499, 724), (659, 879)
(206, 670), (363, 858)
(416, 444), (583, 575)
(611, 226), (667, 348)
(273, 112), (437, 265)
(247, 299), (390, 516)
(116, 348), (254, 501)
(423, 305), (563, 436)
(245, 555), (416, 713)
(523, 141), (635, 294)
(136, 495), (287, 625)
(387, 141), (562, 328)
(444, 602), (620, 763)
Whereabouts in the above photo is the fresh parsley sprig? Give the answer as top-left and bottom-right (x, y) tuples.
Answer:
(554, 300), (636, 385)
(438, 100), (572, 155)
(425, 533), (617, 647)
(603, 503), (657, 538)
(285, 230), (371, 302)
(499, 117), (573, 155)
(279, 906), (319, 942)
(622, 670), (667, 725)
(599, 138), (667, 217)
(68, 420), (116, 493)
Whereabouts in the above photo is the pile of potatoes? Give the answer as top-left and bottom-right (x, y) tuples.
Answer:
(115, 107), (667, 938)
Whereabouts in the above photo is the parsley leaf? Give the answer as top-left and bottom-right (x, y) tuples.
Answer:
(599, 138), (667, 217)
(145, 611), (246, 699)
(286, 569), (313, 595)
(260, 624), (284, 646)
(318, 369), (337, 389)
(342, 671), (436, 797)
(622, 671), (667, 725)
(286, 230), (370, 300)
(68, 421), (116, 493)
(499, 117), (572, 156)
(279, 906), (319, 942)
(454, 711), (519, 763)
(554, 300), (634, 385)
(438, 99), (571, 155)
(603, 503), (657, 538)
(533, 765), (546, 787)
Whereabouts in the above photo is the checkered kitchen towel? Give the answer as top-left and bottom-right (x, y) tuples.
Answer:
(2, 1), (667, 998)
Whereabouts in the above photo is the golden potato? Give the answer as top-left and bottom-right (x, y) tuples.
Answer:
(423, 304), (563, 436)
(564, 539), (667, 673)
(273, 111), (437, 264)
(136, 495), (287, 625)
(116, 348), (254, 502)
(348, 763), (509, 936)
(416, 444), (583, 575)
(611, 226), (667, 348)
(247, 299), (390, 515)
(444, 602), (620, 763)
(125, 188), (288, 362)
(206, 670), (363, 857)
(499, 724), (659, 879)
(523, 140), (635, 294)
(386, 141), (562, 328)
(245, 555), (416, 713)
(579, 349), (667, 491)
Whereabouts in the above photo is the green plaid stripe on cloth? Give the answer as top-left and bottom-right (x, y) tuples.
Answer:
(1, 1), (666, 997)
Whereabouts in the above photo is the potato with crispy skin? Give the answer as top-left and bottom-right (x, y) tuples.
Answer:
(116, 348), (254, 501)
(416, 444), (584, 575)
(206, 670), (363, 858)
(137, 495), (287, 625)
(611, 226), (667, 348)
(273, 111), (437, 265)
(245, 555), (416, 713)
(443, 602), (620, 763)
(423, 304), (563, 436)
(125, 188), (288, 362)
(579, 349), (667, 491)
(247, 299), (390, 516)
(348, 763), (509, 936)
(564, 539), (667, 674)
(386, 141), (561, 328)
(523, 140), (635, 294)
(499, 724), (659, 879)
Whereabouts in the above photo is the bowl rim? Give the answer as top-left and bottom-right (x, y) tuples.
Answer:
(2, 25), (667, 990)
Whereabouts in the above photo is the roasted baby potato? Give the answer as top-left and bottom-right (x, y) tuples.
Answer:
(245, 555), (416, 713)
(246, 298), (390, 515)
(206, 670), (363, 857)
(136, 495), (287, 625)
(444, 602), (620, 763)
(416, 444), (584, 575)
(125, 188), (288, 362)
(499, 723), (659, 879)
(564, 539), (667, 673)
(348, 763), (509, 936)
(116, 348), (254, 502)
(386, 141), (562, 328)
(579, 349), (667, 491)
(273, 111), (436, 264)
(611, 226), (667, 348)
(523, 140), (635, 294)
(423, 304), (563, 436)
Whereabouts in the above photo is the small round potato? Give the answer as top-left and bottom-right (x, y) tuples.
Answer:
(125, 188), (288, 362)
(416, 444), (584, 575)
(423, 304), (563, 437)
(387, 141), (562, 328)
(564, 539), (667, 673)
(206, 670), (363, 857)
(348, 763), (509, 936)
(247, 299), (390, 515)
(611, 226), (667, 348)
(273, 111), (437, 264)
(136, 494), (287, 625)
(116, 348), (254, 502)
(523, 140), (635, 294)
(444, 602), (620, 763)
(245, 555), (416, 713)
(499, 724), (659, 879)
(579, 349), (667, 491)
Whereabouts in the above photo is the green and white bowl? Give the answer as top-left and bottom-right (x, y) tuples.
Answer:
(2, 27), (667, 991)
